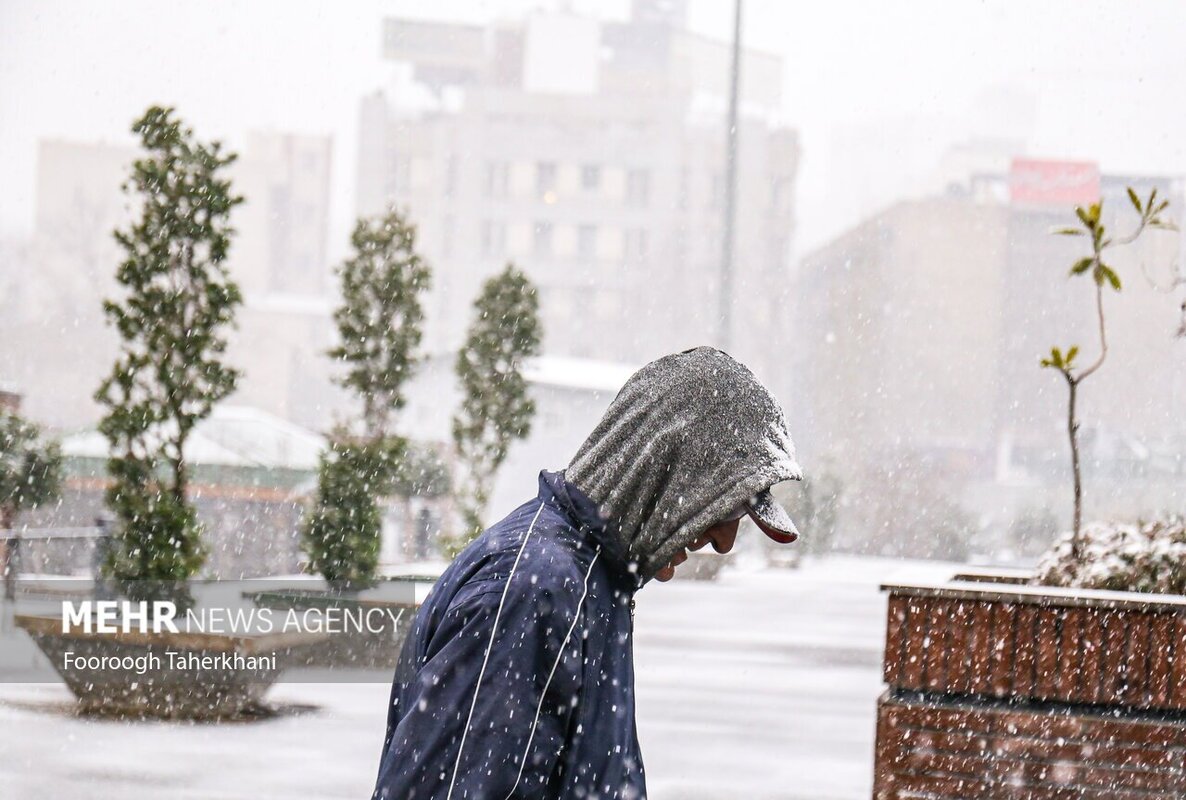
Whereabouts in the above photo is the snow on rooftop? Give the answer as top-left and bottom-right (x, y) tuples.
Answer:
(523, 355), (638, 394)
(199, 406), (326, 470)
(60, 406), (325, 471)
(412, 353), (637, 395)
(61, 429), (255, 467)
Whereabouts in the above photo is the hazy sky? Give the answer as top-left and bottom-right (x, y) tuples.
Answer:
(3, 0), (1186, 257)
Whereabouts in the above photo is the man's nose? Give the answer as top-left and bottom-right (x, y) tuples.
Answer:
(712, 531), (737, 553)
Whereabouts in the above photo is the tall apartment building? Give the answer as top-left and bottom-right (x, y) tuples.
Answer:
(356, 3), (799, 406)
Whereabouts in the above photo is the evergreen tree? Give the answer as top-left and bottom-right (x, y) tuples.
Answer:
(301, 435), (399, 588)
(95, 105), (242, 588)
(302, 208), (430, 587)
(448, 264), (542, 553)
(0, 406), (62, 598)
(328, 210), (430, 439)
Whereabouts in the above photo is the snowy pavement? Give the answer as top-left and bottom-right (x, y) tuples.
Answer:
(633, 555), (954, 800)
(0, 556), (958, 799)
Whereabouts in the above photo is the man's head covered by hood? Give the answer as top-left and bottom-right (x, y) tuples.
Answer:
(565, 346), (803, 583)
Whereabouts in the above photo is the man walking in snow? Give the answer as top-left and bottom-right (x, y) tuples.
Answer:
(373, 347), (802, 799)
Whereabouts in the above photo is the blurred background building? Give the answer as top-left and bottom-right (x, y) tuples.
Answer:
(795, 157), (1186, 555)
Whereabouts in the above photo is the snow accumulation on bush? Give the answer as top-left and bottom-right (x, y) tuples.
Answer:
(1032, 516), (1186, 595)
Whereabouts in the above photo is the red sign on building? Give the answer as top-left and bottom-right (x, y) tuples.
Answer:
(1009, 158), (1100, 206)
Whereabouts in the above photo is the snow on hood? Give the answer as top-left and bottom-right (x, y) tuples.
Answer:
(565, 347), (802, 582)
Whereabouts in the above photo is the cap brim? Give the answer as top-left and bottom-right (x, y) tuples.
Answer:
(747, 488), (799, 544)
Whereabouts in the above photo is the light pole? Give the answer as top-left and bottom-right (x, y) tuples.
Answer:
(719, 0), (743, 352)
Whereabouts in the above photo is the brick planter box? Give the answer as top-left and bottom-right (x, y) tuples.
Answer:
(874, 572), (1186, 798)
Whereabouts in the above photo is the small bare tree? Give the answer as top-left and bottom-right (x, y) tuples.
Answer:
(1041, 187), (1175, 559)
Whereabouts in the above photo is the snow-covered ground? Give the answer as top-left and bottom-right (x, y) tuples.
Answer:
(0, 556), (958, 799)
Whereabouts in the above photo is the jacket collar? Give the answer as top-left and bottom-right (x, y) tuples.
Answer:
(537, 470), (644, 592)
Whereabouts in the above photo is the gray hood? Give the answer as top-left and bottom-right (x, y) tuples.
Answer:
(565, 347), (802, 582)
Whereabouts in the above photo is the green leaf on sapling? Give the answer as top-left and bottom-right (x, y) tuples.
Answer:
(1101, 264), (1121, 291)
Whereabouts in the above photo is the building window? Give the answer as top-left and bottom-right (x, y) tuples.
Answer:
(481, 221), (506, 256)
(625, 228), (649, 261)
(485, 161), (509, 198)
(389, 156), (411, 194)
(536, 162), (557, 196)
(771, 177), (792, 211)
(444, 155), (459, 199)
(442, 215), (455, 258)
(769, 235), (789, 271)
(534, 222), (553, 257)
(581, 164), (601, 192)
(704, 226), (721, 255)
(578, 225), (597, 259)
(626, 169), (650, 206)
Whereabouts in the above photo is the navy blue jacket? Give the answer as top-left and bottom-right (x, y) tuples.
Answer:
(373, 471), (647, 800)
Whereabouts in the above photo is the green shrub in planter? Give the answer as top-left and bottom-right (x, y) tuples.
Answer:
(302, 438), (403, 591)
(95, 105), (242, 597)
(447, 264), (542, 554)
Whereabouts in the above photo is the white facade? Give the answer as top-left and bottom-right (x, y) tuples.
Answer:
(398, 354), (635, 522)
(357, 7), (799, 410)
